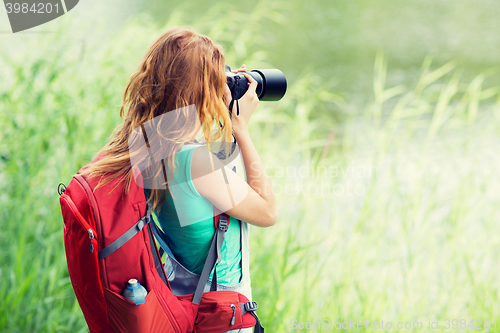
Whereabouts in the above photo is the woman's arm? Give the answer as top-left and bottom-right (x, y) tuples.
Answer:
(191, 73), (278, 227)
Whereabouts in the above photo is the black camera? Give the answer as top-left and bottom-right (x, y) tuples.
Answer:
(225, 65), (287, 101)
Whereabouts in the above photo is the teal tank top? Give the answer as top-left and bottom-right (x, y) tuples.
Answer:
(145, 144), (242, 286)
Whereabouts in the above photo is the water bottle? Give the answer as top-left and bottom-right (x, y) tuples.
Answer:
(122, 279), (147, 305)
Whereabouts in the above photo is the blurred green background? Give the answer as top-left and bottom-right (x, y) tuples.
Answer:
(1, 0), (500, 332)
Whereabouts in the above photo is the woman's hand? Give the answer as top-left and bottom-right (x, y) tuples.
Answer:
(232, 64), (247, 74)
(230, 72), (259, 138)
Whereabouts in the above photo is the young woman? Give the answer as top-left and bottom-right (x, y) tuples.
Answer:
(82, 26), (277, 332)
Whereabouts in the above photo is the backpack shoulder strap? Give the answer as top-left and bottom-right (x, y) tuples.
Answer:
(150, 210), (230, 304)
(192, 213), (229, 304)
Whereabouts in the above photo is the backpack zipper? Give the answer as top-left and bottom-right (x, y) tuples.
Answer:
(230, 304), (236, 326)
(88, 229), (95, 253)
(61, 194), (98, 254)
(74, 174), (102, 254)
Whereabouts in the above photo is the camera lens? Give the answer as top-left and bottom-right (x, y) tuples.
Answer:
(249, 69), (287, 101)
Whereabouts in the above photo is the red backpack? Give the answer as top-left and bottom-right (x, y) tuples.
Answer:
(58, 158), (264, 333)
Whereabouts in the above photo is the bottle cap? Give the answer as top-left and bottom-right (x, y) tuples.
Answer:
(128, 279), (138, 287)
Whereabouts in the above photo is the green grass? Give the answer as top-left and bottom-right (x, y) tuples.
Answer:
(1, 3), (500, 333)
(248, 54), (500, 332)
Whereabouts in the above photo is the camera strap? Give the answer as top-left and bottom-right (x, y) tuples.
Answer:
(228, 99), (240, 117)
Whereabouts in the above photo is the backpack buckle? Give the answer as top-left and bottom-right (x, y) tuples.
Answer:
(218, 214), (228, 232)
(244, 301), (258, 312)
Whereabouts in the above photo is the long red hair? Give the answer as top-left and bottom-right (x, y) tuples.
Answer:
(81, 26), (232, 211)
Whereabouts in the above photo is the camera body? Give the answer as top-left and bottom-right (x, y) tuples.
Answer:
(225, 65), (287, 101)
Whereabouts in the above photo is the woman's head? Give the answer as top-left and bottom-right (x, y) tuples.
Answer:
(82, 26), (231, 211)
(124, 26), (231, 143)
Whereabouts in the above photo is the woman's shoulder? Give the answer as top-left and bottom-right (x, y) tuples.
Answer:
(190, 145), (220, 175)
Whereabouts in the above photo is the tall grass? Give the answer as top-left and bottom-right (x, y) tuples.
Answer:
(249, 53), (500, 332)
(1, 4), (500, 333)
